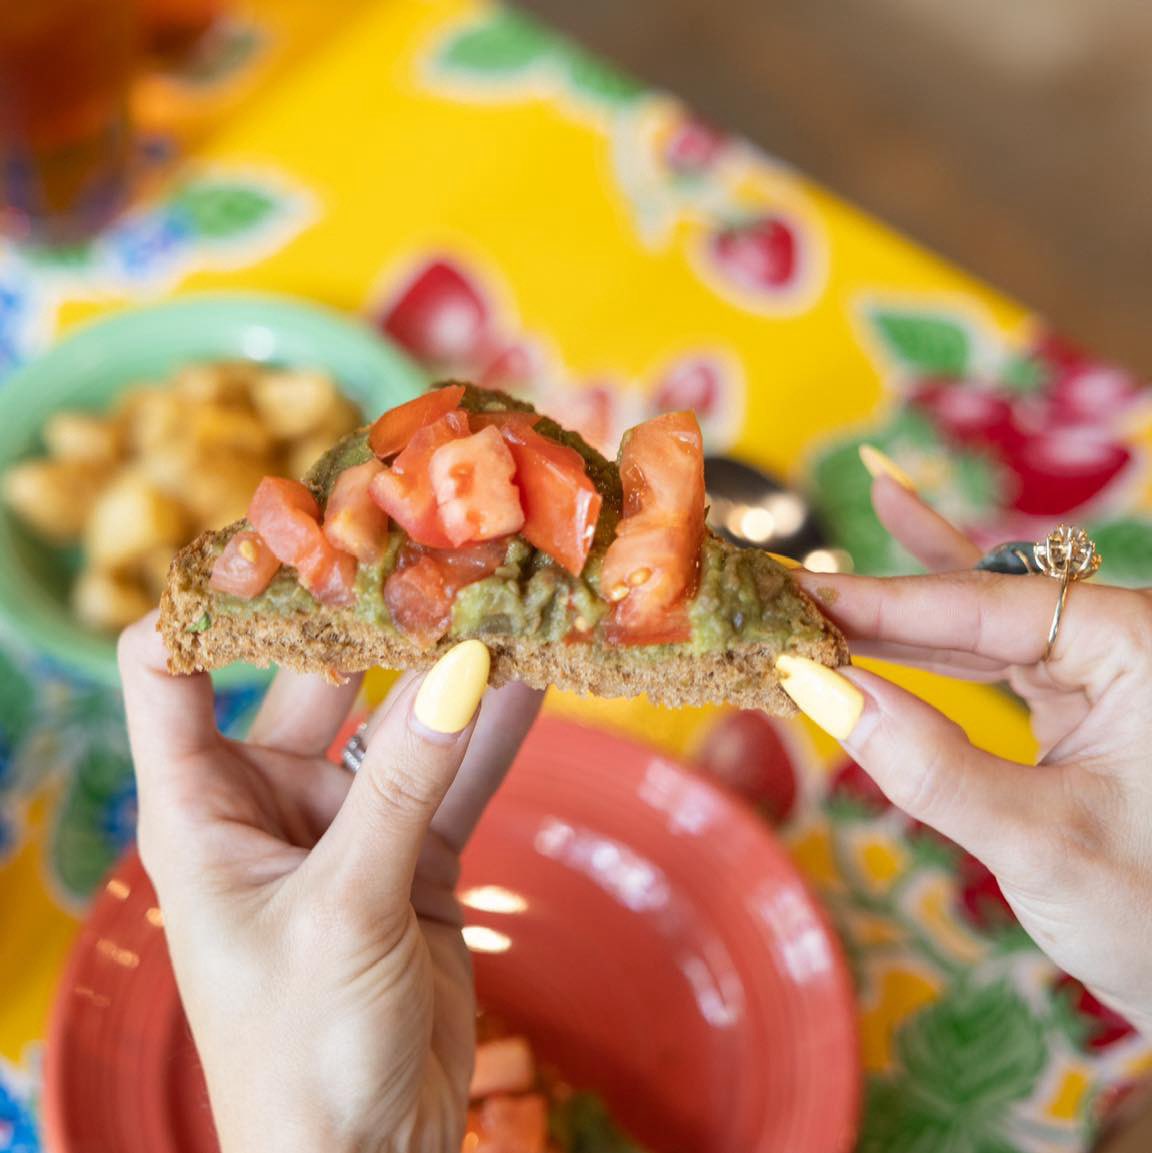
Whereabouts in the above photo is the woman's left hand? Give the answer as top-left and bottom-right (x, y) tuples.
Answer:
(119, 617), (543, 1153)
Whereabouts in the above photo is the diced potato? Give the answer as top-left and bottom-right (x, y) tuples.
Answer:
(189, 404), (274, 458)
(2, 458), (111, 543)
(250, 369), (344, 440)
(470, 1037), (536, 1099)
(85, 473), (187, 569)
(137, 546), (177, 599)
(180, 456), (269, 531)
(43, 411), (122, 464)
(72, 567), (155, 632)
(174, 361), (257, 408)
(120, 388), (186, 456)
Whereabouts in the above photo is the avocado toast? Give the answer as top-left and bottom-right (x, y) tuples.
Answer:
(160, 384), (848, 713)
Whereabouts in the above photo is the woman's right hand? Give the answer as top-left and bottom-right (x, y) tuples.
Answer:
(777, 464), (1152, 1034)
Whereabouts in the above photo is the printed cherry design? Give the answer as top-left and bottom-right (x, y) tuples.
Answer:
(651, 356), (721, 419)
(692, 709), (799, 825)
(955, 850), (1017, 934)
(662, 116), (727, 175)
(828, 757), (891, 816)
(377, 259), (495, 370)
(708, 217), (798, 294)
(1053, 974), (1137, 1052)
(478, 340), (542, 394)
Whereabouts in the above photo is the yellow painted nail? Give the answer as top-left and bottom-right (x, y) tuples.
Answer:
(767, 552), (803, 570)
(859, 444), (916, 491)
(413, 640), (491, 734)
(775, 654), (865, 740)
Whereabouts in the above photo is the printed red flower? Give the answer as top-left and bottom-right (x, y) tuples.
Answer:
(478, 339), (542, 394)
(376, 259), (495, 370)
(693, 709), (799, 825)
(708, 217), (798, 294)
(827, 758), (891, 815)
(1054, 974), (1137, 1052)
(955, 850), (1017, 934)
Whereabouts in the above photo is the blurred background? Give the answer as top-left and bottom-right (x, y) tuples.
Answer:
(525, 0), (1152, 376)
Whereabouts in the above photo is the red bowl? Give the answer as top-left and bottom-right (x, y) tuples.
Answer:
(43, 716), (859, 1153)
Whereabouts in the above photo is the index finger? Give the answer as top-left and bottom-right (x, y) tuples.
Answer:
(796, 570), (1149, 691)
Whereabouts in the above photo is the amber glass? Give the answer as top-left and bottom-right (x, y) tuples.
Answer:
(140, 0), (222, 55)
(0, 0), (139, 246)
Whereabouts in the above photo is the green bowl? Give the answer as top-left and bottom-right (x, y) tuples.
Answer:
(0, 292), (426, 689)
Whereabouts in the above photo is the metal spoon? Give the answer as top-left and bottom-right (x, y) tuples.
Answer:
(704, 455), (852, 573)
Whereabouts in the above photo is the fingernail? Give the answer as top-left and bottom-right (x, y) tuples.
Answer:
(859, 444), (916, 492)
(413, 640), (491, 735)
(775, 654), (865, 740)
(767, 552), (804, 570)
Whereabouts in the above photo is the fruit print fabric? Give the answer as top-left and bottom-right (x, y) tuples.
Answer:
(3, 0), (1152, 1149)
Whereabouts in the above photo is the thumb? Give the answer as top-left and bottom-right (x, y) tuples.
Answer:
(776, 656), (1061, 881)
(305, 640), (491, 937)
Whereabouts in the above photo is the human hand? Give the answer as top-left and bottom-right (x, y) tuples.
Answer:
(118, 617), (543, 1153)
(774, 462), (1152, 1034)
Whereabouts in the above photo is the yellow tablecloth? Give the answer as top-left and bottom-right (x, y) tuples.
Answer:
(2, 2), (1151, 1150)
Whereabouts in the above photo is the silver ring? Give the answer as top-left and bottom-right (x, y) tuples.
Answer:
(340, 724), (368, 774)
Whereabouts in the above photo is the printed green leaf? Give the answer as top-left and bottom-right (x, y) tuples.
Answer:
(1000, 351), (1050, 394)
(558, 47), (644, 105)
(896, 980), (1047, 1113)
(169, 181), (278, 240)
(0, 648), (36, 748)
(872, 311), (971, 376)
(438, 10), (555, 74)
(857, 1078), (954, 1153)
(1085, 518), (1152, 587)
(550, 1092), (646, 1153)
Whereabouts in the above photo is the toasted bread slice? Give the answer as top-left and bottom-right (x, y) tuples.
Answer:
(160, 386), (848, 714)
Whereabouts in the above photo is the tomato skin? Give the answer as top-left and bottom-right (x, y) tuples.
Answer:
(383, 539), (507, 646)
(473, 1094), (548, 1153)
(323, 460), (389, 564)
(209, 530), (280, 598)
(601, 411), (705, 643)
(367, 385), (466, 459)
(469, 411), (541, 433)
(369, 411), (470, 548)
(499, 423), (602, 577)
(429, 426), (525, 546)
(248, 476), (357, 606)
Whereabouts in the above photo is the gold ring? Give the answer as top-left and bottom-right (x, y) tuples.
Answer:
(1036, 526), (1100, 661)
(975, 524), (1101, 661)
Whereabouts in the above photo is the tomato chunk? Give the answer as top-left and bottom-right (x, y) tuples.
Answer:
(473, 1094), (548, 1153)
(369, 410), (470, 548)
(323, 460), (389, 564)
(368, 385), (465, 459)
(383, 539), (507, 647)
(470, 1037), (536, 1100)
(600, 411), (704, 643)
(248, 476), (356, 606)
(469, 411), (541, 433)
(499, 423), (601, 577)
(209, 530), (280, 599)
(429, 426), (524, 546)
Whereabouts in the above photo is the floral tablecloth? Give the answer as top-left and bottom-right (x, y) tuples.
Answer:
(3, 2), (1151, 1150)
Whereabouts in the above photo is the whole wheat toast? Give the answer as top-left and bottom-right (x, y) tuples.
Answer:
(160, 386), (849, 714)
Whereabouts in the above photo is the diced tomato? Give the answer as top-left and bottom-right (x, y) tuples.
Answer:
(248, 476), (357, 606)
(600, 411), (704, 644)
(474, 1094), (548, 1153)
(367, 385), (466, 459)
(384, 539), (507, 647)
(323, 460), (389, 564)
(470, 1037), (536, 1100)
(469, 411), (541, 433)
(429, 426), (525, 546)
(209, 530), (280, 599)
(369, 410), (470, 548)
(498, 423), (601, 577)
(383, 555), (451, 647)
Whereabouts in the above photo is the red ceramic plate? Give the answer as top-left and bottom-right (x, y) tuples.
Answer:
(43, 717), (859, 1153)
